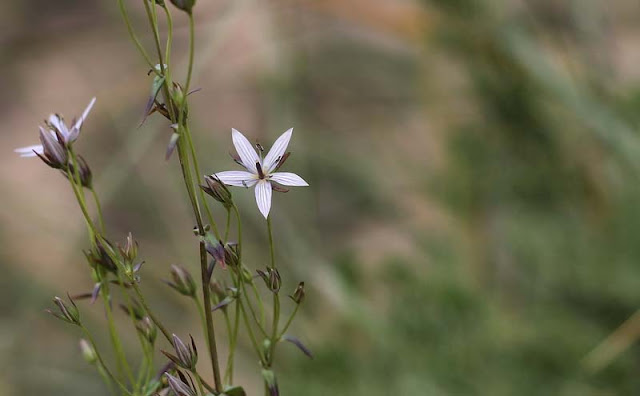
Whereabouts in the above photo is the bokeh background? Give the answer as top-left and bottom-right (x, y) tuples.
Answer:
(1, 0), (640, 395)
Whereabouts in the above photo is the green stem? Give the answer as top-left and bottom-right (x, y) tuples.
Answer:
(193, 370), (206, 395)
(200, 242), (223, 392)
(278, 303), (301, 339)
(90, 187), (106, 235)
(266, 216), (280, 366)
(81, 326), (132, 395)
(132, 283), (172, 343)
(101, 281), (135, 384)
(116, 0), (156, 70)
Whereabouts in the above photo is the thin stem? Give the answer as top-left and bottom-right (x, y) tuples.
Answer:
(278, 303), (301, 339)
(81, 326), (132, 395)
(101, 281), (135, 384)
(200, 242), (223, 392)
(224, 209), (231, 242)
(116, 0), (156, 70)
(193, 370), (206, 395)
(266, 216), (280, 366)
(193, 296), (211, 351)
(132, 283), (172, 343)
(90, 187), (106, 234)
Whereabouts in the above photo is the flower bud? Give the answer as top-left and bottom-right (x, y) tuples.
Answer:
(66, 155), (92, 188)
(165, 265), (197, 297)
(165, 372), (196, 396)
(261, 369), (279, 396)
(85, 238), (118, 274)
(47, 295), (81, 325)
(79, 339), (97, 364)
(36, 127), (68, 169)
(257, 268), (281, 293)
(162, 334), (198, 371)
(169, 0), (195, 13)
(119, 232), (138, 264)
(289, 282), (305, 304)
(136, 317), (158, 345)
(201, 176), (233, 209)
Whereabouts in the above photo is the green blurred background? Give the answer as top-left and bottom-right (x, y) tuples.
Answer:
(1, 0), (639, 395)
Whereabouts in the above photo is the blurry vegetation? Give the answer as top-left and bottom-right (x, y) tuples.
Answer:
(2, 0), (640, 395)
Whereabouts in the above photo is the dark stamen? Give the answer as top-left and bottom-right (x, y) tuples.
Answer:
(256, 162), (265, 179)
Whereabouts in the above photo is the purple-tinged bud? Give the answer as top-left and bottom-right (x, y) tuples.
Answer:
(165, 265), (196, 297)
(261, 369), (279, 396)
(66, 155), (92, 188)
(257, 268), (281, 293)
(205, 241), (227, 269)
(162, 335), (198, 370)
(118, 232), (138, 264)
(79, 339), (97, 364)
(47, 295), (81, 325)
(36, 127), (68, 169)
(119, 300), (145, 321)
(289, 282), (305, 304)
(166, 132), (180, 160)
(165, 372), (196, 396)
(85, 238), (118, 274)
(201, 176), (233, 209)
(136, 317), (157, 345)
(169, 0), (195, 14)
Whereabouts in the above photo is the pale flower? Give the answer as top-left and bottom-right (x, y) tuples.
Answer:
(14, 97), (96, 158)
(212, 128), (309, 218)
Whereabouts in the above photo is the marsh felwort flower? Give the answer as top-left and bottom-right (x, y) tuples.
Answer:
(212, 128), (308, 218)
(14, 97), (96, 158)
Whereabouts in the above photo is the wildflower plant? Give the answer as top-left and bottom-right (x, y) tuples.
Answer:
(16, 1), (312, 395)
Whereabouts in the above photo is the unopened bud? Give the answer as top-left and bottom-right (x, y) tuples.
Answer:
(66, 155), (92, 188)
(289, 282), (305, 304)
(165, 373), (196, 396)
(201, 176), (233, 209)
(79, 339), (97, 364)
(257, 268), (281, 293)
(162, 334), (198, 370)
(119, 232), (138, 263)
(36, 127), (68, 169)
(169, 0), (195, 13)
(136, 317), (158, 345)
(165, 265), (196, 297)
(85, 238), (118, 274)
(261, 369), (279, 396)
(48, 295), (81, 325)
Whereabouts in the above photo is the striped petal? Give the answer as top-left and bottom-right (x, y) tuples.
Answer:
(255, 180), (273, 218)
(270, 172), (309, 187)
(214, 171), (258, 187)
(263, 128), (293, 173)
(232, 128), (260, 173)
(15, 144), (44, 157)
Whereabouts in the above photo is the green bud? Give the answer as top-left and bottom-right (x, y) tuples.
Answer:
(79, 339), (97, 364)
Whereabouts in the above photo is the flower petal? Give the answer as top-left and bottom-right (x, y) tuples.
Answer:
(14, 144), (43, 157)
(69, 97), (96, 142)
(232, 128), (260, 172)
(270, 172), (309, 187)
(214, 171), (258, 187)
(255, 180), (273, 218)
(48, 114), (69, 138)
(263, 128), (293, 173)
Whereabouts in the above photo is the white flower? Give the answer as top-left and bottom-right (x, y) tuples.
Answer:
(14, 97), (96, 158)
(212, 128), (309, 218)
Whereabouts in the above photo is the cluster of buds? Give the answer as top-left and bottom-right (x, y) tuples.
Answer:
(65, 155), (93, 188)
(165, 265), (197, 297)
(47, 295), (81, 326)
(162, 334), (198, 371)
(257, 267), (281, 293)
(201, 176), (233, 209)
